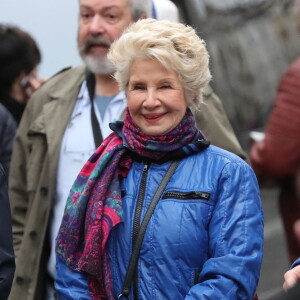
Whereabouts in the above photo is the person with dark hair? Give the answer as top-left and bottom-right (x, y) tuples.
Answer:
(0, 24), (43, 125)
(0, 163), (15, 300)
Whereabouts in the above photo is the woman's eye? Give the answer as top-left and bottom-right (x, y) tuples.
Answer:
(160, 84), (171, 89)
(133, 85), (145, 90)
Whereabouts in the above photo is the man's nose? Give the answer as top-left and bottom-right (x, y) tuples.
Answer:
(89, 15), (105, 35)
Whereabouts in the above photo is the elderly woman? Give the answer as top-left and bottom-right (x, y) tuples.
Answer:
(55, 19), (263, 300)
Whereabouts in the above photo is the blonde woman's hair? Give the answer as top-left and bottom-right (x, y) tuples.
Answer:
(108, 18), (212, 108)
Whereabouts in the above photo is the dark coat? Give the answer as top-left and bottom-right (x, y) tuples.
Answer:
(0, 163), (15, 300)
(0, 96), (25, 126)
(0, 104), (17, 177)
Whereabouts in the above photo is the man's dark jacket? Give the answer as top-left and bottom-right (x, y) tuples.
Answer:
(0, 104), (17, 176)
(0, 163), (15, 300)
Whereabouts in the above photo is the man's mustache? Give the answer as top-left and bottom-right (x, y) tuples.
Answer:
(79, 36), (112, 53)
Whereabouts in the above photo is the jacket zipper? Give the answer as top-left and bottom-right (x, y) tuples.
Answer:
(162, 191), (211, 201)
(132, 162), (149, 300)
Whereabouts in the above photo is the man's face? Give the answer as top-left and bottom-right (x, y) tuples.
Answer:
(78, 0), (134, 74)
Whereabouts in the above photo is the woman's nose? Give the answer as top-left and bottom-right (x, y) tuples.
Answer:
(143, 89), (158, 108)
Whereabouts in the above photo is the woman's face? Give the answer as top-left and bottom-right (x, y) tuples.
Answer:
(127, 58), (187, 136)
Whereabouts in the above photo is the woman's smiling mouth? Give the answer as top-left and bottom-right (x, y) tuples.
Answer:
(143, 113), (166, 123)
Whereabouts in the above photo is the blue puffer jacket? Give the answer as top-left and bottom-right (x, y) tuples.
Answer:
(55, 145), (264, 300)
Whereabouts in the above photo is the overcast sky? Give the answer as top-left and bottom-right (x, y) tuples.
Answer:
(0, 0), (82, 78)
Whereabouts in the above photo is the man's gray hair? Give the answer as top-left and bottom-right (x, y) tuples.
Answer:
(129, 0), (152, 21)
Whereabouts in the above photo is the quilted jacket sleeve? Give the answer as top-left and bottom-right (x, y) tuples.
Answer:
(291, 257), (300, 269)
(250, 57), (300, 176)
(185, 161), (263, 299)
(55, 256), (91, 300)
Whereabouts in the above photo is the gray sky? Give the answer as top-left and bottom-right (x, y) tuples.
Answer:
(0, 0), (82, 78)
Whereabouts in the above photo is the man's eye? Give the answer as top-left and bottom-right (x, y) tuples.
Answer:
(81, 13), (92, 20)
(106, 14), (118, 22)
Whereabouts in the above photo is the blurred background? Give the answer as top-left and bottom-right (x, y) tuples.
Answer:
(2, 0), (300, 298)
(0, 0), (81, 78)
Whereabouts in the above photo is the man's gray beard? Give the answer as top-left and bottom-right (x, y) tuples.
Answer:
(82, 55), (116, 75)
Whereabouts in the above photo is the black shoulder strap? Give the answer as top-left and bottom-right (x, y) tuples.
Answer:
(118, 159), (181, 299)
(86, 71), (103, 148)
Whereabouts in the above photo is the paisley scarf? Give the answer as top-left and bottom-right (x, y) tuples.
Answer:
(56, 108), (209, 299)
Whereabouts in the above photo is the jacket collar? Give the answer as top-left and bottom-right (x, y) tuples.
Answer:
(28, 66), (87, 177)
(46, 65), (86, 100)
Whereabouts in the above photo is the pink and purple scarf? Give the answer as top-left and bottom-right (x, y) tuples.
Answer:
(56, 108), (209, 299)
